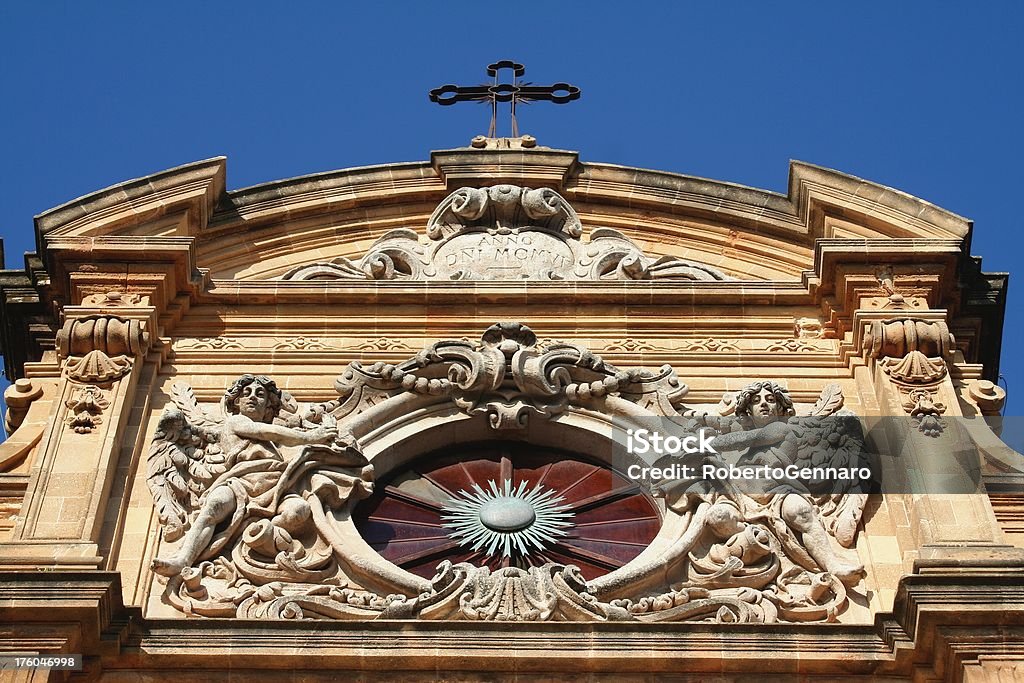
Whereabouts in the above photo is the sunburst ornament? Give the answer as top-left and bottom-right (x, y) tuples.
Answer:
(441, 479), (574, 558)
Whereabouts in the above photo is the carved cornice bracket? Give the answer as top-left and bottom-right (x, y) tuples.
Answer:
(56, 315), (150, 384)
(855, 310), (956, 436)
(854, 311), (954, 381)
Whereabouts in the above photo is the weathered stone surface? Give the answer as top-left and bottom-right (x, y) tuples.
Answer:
(280, 185), (730, 282)
(0, 142), (1020, 679)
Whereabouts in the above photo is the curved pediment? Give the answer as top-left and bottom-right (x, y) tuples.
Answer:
(29, 142), (973, 284)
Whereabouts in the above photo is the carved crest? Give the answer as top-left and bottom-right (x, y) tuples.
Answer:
(281, 185), (730, 282)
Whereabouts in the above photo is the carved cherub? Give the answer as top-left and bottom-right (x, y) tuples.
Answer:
(662, 381), (867, 586)
(148, 374), (373, 577)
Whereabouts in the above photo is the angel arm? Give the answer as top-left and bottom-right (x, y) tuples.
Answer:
(710, 420), (789, 453)
(226, 414), (337, 447)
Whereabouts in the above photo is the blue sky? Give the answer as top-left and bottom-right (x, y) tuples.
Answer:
(1, 2), (1021, 419)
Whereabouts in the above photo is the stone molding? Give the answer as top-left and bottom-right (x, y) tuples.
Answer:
(3, 560), (1024, 680)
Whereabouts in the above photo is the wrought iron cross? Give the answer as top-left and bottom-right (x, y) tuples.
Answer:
(429, 61), (581, 138)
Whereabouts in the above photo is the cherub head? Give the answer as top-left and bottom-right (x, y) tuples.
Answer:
(223, 374), (283, 423)
(734, 381), (796, 427)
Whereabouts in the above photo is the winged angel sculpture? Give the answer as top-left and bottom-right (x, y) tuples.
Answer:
(630, 381), (869, 622)
(147, 375), (374, 588)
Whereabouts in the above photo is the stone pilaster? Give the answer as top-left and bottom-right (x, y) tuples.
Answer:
(1, 312), (152, 568)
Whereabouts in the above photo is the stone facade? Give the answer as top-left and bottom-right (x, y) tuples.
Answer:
(0, 138), (1022, 680)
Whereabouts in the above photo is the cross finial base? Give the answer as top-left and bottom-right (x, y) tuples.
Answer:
(469, 135), (539, 150)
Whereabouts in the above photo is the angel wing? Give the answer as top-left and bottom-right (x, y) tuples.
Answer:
(795, 384), (869, 547)
(806, 383), (844, 417)
(169, 382), (222, 429)
(146, 383), (224, 541)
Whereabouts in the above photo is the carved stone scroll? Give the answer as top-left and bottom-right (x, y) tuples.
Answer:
(56, 315), (149, 358)
(57, 315), (149, 384)
(4, 378), (43, 434)
(148, 324), (867, 625)
(281, 185), (730, 282)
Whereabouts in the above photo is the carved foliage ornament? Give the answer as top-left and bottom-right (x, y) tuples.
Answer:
(148, 323), (867, 625)
(281, 185), (730, 282)
(329, 321), (690, 429)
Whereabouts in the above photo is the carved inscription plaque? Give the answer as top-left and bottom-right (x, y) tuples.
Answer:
(434, 231), (572, 279)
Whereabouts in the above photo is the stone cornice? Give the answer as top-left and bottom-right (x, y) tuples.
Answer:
(25, 150), (975, 255)
(3, 566), (1023, 679)
(34, 157), (225, 241)
(202, 278), (816, 306)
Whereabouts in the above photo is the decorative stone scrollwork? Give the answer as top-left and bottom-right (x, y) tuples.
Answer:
(968, 379), (1006, 416)
(80, 291), (145, 306)
(148, 323), (867, 625)
(280, 185), (730, 282)
(679, 338), (739, 352)
(272, 336), (332, 351)
(56, 315), (149, 358)
(330, 321), (690, 429)
(4, 378), (43, 433)
(383, 561), (632, 622)
(765, 339), (819, 353)
(341, 337), (415, 352)
(862, 318), (953, 362)
(600, 338), (672, 353)
(176, 337), (244, 350)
